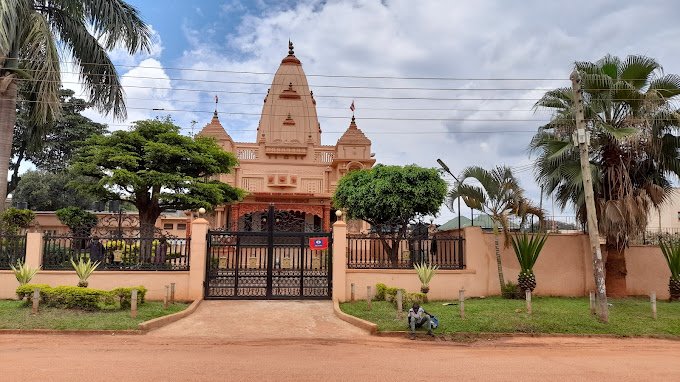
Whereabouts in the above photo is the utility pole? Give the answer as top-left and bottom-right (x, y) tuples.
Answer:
(570, 70), (609, 323)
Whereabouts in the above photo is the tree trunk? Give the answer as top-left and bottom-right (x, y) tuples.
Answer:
(138, 201), (161, 264)
(605, 243), (627, 297)
(0, 80), (17, 211)
(494, 230), (505, 290)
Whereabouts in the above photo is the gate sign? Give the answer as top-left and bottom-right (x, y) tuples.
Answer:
(309, 237), (328, 250)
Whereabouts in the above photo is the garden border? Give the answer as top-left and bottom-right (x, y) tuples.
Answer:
(332, 299), (377, 334)
(138, 299), (201, 331)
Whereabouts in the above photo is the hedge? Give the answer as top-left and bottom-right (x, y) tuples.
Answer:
(16, 284), (147, 311)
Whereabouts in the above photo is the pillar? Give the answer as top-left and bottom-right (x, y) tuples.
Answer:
(322, 205), (330, 232)
(24, 232), (43, 268)
(188, 218), (209, 300)
(332, 220), (347, 302)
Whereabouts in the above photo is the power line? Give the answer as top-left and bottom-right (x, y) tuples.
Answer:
(4, 98), (553, 121)
(13, 57), (576, 81)
(14, 70), (562, 91)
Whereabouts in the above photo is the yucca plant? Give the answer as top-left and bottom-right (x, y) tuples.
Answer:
(414, 262), (439, 294)
(9, 261), (39, 285)
(70, 258), (101, 288)
(510, 232), (548, 293)
(659, 239), (680, 301)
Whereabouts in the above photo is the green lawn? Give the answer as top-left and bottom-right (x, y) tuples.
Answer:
(340, 297), (680, 337)
(0, 300), (188, 330)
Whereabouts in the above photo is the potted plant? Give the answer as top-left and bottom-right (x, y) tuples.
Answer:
(414, 262), (438, 294)
(70, 258), (100, 287)
(510, 232), (548, 293)
(659, 238), (680, 301)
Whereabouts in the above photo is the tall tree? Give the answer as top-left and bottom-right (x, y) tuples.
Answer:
(11, 170), (97, 211)
(0, 0), (151, 208)
(447, 166), (543, 291)
(8, 88), (107, 194)
(71, 118), (245, 240)
(333, 164), (447, 266)
(530, 55), (680, 297)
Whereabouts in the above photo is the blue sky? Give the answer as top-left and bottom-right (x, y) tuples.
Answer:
(57, 0), (680, 223)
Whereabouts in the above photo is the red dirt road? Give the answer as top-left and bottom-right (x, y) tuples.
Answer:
(1, 334), (679, 381)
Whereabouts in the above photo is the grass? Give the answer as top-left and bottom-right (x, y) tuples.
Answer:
(0, 300), (188, 330)
(340, 297), (680, 337)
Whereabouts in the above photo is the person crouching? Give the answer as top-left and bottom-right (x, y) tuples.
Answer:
(407, 303), (434, 339)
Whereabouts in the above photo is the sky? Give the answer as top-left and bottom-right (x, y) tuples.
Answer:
(56, 0), (680, 223)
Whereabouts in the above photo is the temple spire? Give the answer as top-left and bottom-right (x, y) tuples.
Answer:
(213, 95), (219, 119)
(288, 40), (294, 55)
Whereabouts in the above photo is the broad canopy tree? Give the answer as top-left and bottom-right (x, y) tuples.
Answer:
(0, 0), (151, 208)
(333, 164), (447, 266)
(9, 88), (107, 195)
(71, 118), (245, 240)
(12, 170), (97, 211)
(531, 54), (680, 297)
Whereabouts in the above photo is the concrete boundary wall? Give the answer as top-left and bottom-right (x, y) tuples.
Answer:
(2, 220), (669, 302)
(0, 219), (209, 301)
(332, 223), (671, 302)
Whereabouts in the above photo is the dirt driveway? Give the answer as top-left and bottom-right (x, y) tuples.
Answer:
(1, 334), (679, 381)
(149, 300), (368, 340)
(2, 301), (680, 381)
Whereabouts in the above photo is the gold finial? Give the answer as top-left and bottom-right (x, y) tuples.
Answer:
(288, 40), (294, 55)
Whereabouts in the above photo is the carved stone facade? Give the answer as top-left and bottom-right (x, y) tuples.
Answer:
(198, 43), (375, 231)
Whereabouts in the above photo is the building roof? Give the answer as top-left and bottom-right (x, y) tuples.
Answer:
(439, 214), (494, 231)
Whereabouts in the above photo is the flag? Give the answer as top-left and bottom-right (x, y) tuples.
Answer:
(349, 100), (355, 112)
(309, 237), (329, 250)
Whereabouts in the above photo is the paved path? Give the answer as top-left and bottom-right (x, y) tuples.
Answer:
(149, 300), (369, 340)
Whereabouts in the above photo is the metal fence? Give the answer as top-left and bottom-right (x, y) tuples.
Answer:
(630, 228), (680, 246)
(347, 234), (465, 269)
(42, 235), (190, 271)
(469, 214), (583, 232)
(0, 234), (27, 269)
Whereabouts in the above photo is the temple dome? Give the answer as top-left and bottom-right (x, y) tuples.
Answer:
(257, 41), (320, 146)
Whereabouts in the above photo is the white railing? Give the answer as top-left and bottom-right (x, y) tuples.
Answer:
(236, 148), (257, 160)
(316, 151), (334, 163)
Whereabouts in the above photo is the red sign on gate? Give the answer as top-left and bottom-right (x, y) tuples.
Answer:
(309, 237), (329, 250)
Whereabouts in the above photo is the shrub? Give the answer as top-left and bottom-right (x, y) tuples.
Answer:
(111, 286), (148, 308)
(70, 257), (100, 287)
(501, 281), (523, 299)
(0, 208), (35, 234)
(55, 207), (98, 237)
(16, 284), (51, 301)
(384, 287), (406, 302)
(15, 284), (147, 310)
(404, 292), (428, 306)
(375, 283), (387, 301)
(44, 286), (108, 310)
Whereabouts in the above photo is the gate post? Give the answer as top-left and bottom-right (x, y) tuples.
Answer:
(332, 219), (347, 302)
(188, 218), (209, 300)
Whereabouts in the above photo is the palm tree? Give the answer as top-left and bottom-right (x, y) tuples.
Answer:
(447, 165), (543, 290)
(0, 0), (151, 207)
(530, 55), (680, 297)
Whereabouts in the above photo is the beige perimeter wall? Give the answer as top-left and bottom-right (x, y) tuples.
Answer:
(340, 226), (671, 301)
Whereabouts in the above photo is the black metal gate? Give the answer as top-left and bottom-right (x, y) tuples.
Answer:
(204, 206), (332, 299)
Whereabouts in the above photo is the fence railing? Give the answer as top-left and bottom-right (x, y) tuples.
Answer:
(630, 228), (680, 246)
(42, 235), (190, 271)
(469, 214), (583, 232)
(347, 234), (465, 269)
(0, 234), (27, 270)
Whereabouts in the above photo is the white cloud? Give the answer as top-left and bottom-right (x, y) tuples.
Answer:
(80, 0), (680, 222)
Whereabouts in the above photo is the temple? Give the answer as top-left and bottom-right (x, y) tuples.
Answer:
(198, 42), (375, 232)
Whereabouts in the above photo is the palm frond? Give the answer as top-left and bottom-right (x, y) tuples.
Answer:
(48, 9), (126, 118)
